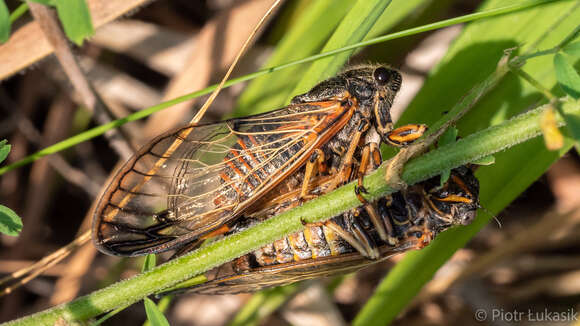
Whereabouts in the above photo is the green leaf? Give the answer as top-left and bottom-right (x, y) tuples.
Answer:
(554, 52), (580, 99)
(562, 110), (580, 144)
(234, 0), (354, 116)
(0, 139), (10, 163)
(0, 205), (23, 236)
(0, 0), (10, 43)
(27, 0), (55, 6)
(141, 254), (157, 273)
(54, 0), (94, 45)
(289, 0), (393, 98)
(439, 127), (458, 145)
(471, 155), (495, 165)
(143, 298), (170, 326)
(553, 53), (580, 143)
(562, 41), (580, 57)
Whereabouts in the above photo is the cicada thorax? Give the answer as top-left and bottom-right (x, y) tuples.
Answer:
(184, 167), (479, 295)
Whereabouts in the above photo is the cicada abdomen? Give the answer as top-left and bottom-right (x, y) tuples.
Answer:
(170, 166), (479, 295)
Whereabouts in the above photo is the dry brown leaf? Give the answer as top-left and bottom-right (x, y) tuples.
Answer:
(0, 0), (151, 80)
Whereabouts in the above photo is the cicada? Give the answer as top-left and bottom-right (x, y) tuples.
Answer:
(92, 65), (427, 256)
(164, 166), (480, 295)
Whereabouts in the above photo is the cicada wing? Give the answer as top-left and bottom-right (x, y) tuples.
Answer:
(92, 101), (353, 256)
(178, 247), (406, 295)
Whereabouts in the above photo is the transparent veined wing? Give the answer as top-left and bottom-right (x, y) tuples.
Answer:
(92, 100), (355, 256)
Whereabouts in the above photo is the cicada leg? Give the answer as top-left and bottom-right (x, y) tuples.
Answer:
(299, 149), (327, 201)
(355, 187), (398, 246)
(403, 223), (433, 250)
(384, 124), (428, 147)
(384, 124), (429, 190)
(355, 141), (382, 196)
(302, 211), (379, 260)
(323, 118), (371, 195)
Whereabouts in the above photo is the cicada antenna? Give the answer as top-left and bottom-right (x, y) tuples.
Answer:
(478, 204), (502, 228)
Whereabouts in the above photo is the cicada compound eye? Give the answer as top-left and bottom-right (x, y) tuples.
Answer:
(373, 67), (392, 85)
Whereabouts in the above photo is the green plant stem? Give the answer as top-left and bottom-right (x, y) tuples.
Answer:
(510, 68), (556, 100)
(5, 98), (578, 326)
(0, 0), (562, 176)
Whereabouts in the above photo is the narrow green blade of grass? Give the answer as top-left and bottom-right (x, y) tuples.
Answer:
(54, 0), (94, 45)
(9, 3), (28, 23)
(0, 0), (10, 43)
(288, 0), (393, 99)
(233, 0), (354, 116)
(141, 254), (157, 273)
(143, 298), (169, 326)
(354, 1), (580, 325)
(366, 0), (431, 39)
(143, 296), (172, 326)
(27, 0), (54, 5)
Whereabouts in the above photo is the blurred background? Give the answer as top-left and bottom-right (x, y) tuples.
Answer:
(1, 0), (579, 325)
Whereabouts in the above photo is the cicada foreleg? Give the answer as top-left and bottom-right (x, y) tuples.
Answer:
(383, 123), (429, 191)
(383, 124), (428, 147)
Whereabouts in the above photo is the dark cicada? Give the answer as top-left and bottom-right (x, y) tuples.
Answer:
(168, 166), (479, 295)
(92, 65), (426, 256)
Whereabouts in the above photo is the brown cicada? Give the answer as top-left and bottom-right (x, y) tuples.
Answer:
(164, 166), (480, 295)
(92, 65), (427, 256)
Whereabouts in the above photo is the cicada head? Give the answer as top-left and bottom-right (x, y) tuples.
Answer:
(425, 166), (480, 235)
(340, 65), (402, 141)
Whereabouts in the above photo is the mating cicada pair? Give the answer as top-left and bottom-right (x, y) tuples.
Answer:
(91, 65), (479, 294)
